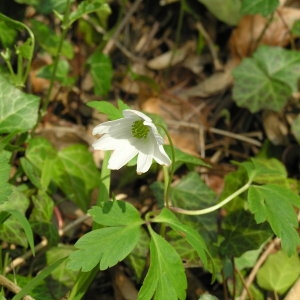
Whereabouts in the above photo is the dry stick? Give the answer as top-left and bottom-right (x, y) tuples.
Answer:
(195, 22), (223, 71)
(0, 274), (35, 300)
(167, 119), (262, 147)
(239, 237), (281, 300)
(103, 0), (143, 55)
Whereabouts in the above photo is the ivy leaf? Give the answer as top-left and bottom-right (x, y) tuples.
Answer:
(248, 184), (300, 255)
(138, 228), (187, 300)
(241, 0), (279, 17)
(67, 201), (142, 272)
(220, 210), (271, 257)
(0, 150), (13, 204)
(232, 46), (300, 113)
(152, 208), (211, 270)
(257, 250), (300, 294)
(0, 75), (40, 133)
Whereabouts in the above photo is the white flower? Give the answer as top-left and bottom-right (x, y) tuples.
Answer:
(92, 109), (171, 174)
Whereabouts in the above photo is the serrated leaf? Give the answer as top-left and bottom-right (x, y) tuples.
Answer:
(138, 228), (187, 300)
(152, 208), (210, 269)
(67, 225), (141, 271)
(164, 145), (210, 171)
(232, 46), (300, 112)
(240, 157), (288, 185)
(87, 52), (112, 96)
(241, 0), (279, 17)
(220, 210), (271, 257)
(87, 101), (123, 120)
(257, 250), (300, 294)
(0, 150), (13, 204)
(248, 184), (300, 255)
(0, 75), (40, 133)
(89, 200), (143, 226)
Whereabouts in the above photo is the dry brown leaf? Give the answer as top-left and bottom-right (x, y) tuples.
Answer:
(262, 110), (289, 145)
(229, 7), (300, 61)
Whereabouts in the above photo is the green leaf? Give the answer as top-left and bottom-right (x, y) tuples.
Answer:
(248, 184), (300, 255)
(20, 157), (43, 190)
(232, 46), (300, 112)
(152, 208), (211, 269)
(164, 145), (210, 171)
(87, 52), (113, 96)
(37, 60), (75, 86)
(54, 144), (100, 211)
(241, 0), (279, 17)
(13, 257), (67, 300)
(0, 21), (17, 47)
(220, 210), (271, 257)
(138, 227), (187, 300)
(198, 0), (241, 25)
(89, 200), (143, 226)
(0, 187), (31, 248)
(87, 101), (123, 120)
(240, 157), (288, 185)
(0, 75), (40, 133)
(170, 172), (218, 243)
(257, 250), (300, 294)
(26, 138), (100, 211)
(67, 225), (141, 271)
(30, 19), (74, 59)
(0, 150), (13, 204)
(68, 0), (111, 27)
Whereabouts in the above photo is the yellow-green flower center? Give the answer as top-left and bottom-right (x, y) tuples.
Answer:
(131, 120), (150, 139)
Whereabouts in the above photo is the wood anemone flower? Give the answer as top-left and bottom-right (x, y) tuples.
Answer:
(92, 109), (171, 174)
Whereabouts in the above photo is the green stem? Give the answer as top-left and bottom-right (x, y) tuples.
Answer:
(97, 151), (111, 205)
(157, 125), (176, 208)
(170, 178), (253, 216)
(42, 0), (72, 114)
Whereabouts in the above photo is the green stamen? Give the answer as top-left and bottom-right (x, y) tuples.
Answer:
(131, 120), (149, 139)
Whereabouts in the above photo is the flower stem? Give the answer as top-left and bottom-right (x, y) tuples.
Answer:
(170, 178), (253, 216)
(97, 151), (111, 204)
(157, 125), (176, 208)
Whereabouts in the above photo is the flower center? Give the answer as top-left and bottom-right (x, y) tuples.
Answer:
(131, 120), (150, 139)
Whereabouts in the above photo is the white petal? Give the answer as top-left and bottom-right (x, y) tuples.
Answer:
(123, 109), (152, 122)
(135, 139), (154, 173)
(108, 144), (138, 170)
(93, 135), (125, 150)
(92, 119), (124, 135)
(153, 144), (171, 166)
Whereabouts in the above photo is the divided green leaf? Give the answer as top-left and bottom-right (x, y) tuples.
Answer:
(248, 184), (300, 255)
(138, 228), (187, 300)
(152, 208), (211, 269)
(67, 201), (143, 272)
(232, 46), (300, 112)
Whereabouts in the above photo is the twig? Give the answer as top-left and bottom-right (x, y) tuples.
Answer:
(167, 119), (262, 147)
(103, 0), (143, 55)
(284, 277), (300, 300)
(195, 22), (223, 71)
(0, 274), (35, 300)
(239, 238), (281, 300)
